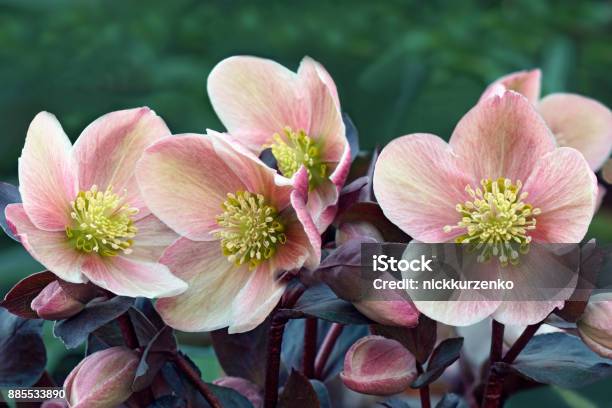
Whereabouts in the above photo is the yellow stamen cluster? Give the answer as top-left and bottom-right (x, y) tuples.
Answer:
(214, 191), (287, 269)
(443, 178), (541, 266)
(66, 185), (138, 256)
(270, 127), (328, 190)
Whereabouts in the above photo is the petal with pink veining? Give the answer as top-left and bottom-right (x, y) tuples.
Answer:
(298, 56), (340, 109)
(19, 112), (78, 231)
(538, 93), (612, 171)
(129, 214), (179, 263)
(373, 134), (474, 242)
(451, 91), (556, 183)
(5, 203), (85, 283)
(73, 108), (171, 220)
(480, 69), (541, 104)
(228, 262), (286, 333)
(207, 56), (309, 152)
(524, 147), (596, 243)
(155, 238), (251, 332)
(136, 133), (244, 241)
(82, 255), (187, 299)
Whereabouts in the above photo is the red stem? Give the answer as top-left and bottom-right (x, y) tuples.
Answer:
(264, 313), (290, 408)
(416, 363), (431, 408)
(314, 323), (344, 379)
(482, 320), (505, 408)
(502, 322), (542, 363)
(174, 353), (222, 408)
(303, 318), (317, 378)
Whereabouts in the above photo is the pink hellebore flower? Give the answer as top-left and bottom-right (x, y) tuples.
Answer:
(136, 131), (321, 333)
(5, 109), (187, 298)
(207, 56), (351, 232)
(373, 92), (597, 326)
(340, 335), (418, 396)
(481, 69), (612, 173)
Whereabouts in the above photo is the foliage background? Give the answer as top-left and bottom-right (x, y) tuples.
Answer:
(0, 0), (611, 406)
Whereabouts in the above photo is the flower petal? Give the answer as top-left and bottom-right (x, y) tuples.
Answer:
(136, 134), (245, 241)
(81, 255), (187, 298)
(129, 214), (179, 262)
(480, 69), (541, 104)
(373, 134), (474, 242)
(73, 107), (171, 220)
(5, 203), (85, 283)
(155, 238), (251, 332)
(538, 93), (612, 171)
(298, 56), (340, 109)
(207, 56), (309, 152)
(19, 112), (78, 231)
(451, 91), (556, 183)
(228, 262), (286, 334)
(523, 147), (596, 243)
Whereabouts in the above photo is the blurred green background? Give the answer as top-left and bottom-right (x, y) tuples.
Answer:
(0, 0), (611, 405)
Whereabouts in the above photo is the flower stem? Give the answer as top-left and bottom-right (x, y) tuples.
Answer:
(303, 318), (318, 378)
(314, 323), (344, 379)
(482, 320), (505, 408)
(502, 322), (542, 363)
(264, 312), (290, 408)
(416, 363), (431, 408)
(174, 353), (222, 408)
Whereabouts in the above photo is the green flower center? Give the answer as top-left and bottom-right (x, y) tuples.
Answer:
(443, 178), (540, 266)
(270, 127), (328, 190)
(214, 191), (286, 269)
(65, 185), (138, 256)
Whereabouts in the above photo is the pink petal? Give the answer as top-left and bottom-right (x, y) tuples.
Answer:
(136, 133), (245, 241)
(73, 107), (171, 220)
(373, 134), (474, 242)
(228, 262), (286, 333)
(298, 56), (340, 110)
(81, 255), (187, 298)
(5, 203), (85, 283)
(306, 179), (340, 233)
(523, 147), (596, 243)
(451, 91), (556, 183)
(354, 299), (419, 327)
(298, 57), (347, 165)
(207, 56), (309, 152)
(19, 112), (78, 231)
(129, 214), (179, 262)
(480, 69), (541, 104)
(155, 238), (252, 332)
(538, 93), (612, 171)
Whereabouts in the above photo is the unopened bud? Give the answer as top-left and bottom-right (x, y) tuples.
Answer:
(31, 281), (85, 320)
(213, 376), (263, 408)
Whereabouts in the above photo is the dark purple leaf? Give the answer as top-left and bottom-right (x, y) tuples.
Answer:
(291, 284), (371, 325)
(133, 325), (177, 392)
(0, 271), (56, 319)
(342, 112), (359, 162)
(436, 394), (468, 408)
(53, 296), (133, 348)
(278, 369), (319, 408)
(371, 315), (437, 364)
(0, 308), (46, 386)
(411, 337), (463, 388)
(147, 395), (187, 408)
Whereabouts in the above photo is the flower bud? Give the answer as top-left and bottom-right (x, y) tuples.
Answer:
(31, 281), (85, 320)
(340, 335), (417, 395)
(336, 221), (383, 246)
(64, 346), (139, 408)
(213, 376), (263, 408)
(578, 300), (612, 358)
(41, 399), (68, 408)
(354, 299), (419, 327)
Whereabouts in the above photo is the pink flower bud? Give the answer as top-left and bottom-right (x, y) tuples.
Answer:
(336, 221), (384, 246)
(578, 300), (612, 358)
(41, 399), (68, 408)
(31, 281), (85, 320)
(340, 335), (417, 395)
(354, 298), (420, 328)
(64, 346), (139, 408)
(213, 376), (263, 408)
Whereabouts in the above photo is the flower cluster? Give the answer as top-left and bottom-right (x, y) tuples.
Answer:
(1, 57), (611, 408)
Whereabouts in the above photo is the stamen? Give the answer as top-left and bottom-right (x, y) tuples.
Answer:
(65, 185), (138, 256)
(214, 191), (286, 269)
(270, 127), (328, 190)
(443, 178), (540, 267)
